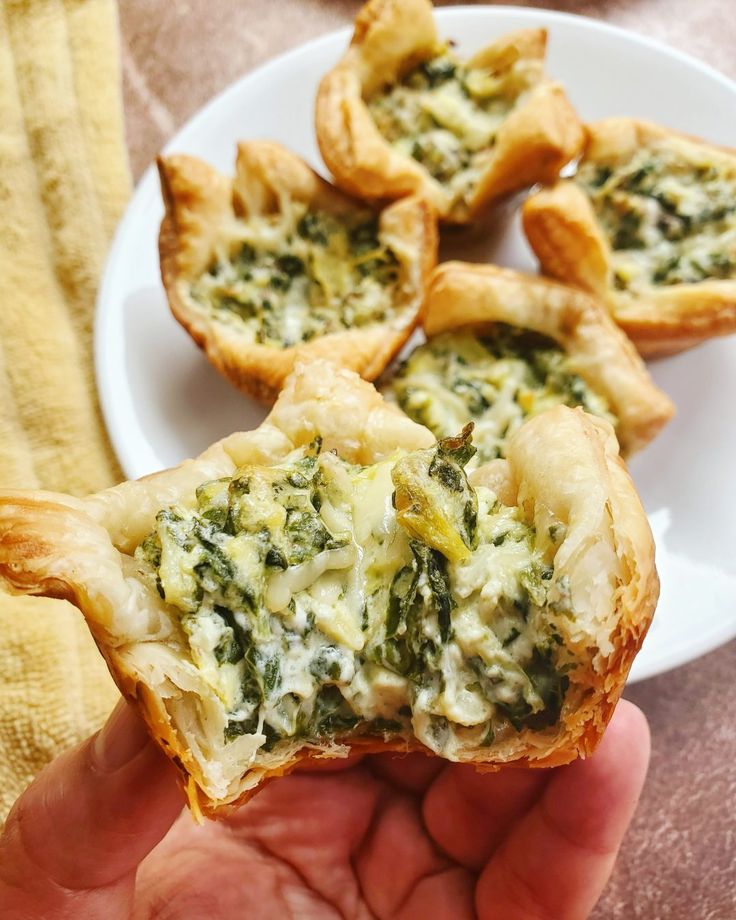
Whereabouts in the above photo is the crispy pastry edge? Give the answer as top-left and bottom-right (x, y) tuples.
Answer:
(158, 142), (438, 402)
(421, 261), (675, 454)
(315, 0), (584, 223)
(0, 366), (658, 817)
(523, 118), (736, 357)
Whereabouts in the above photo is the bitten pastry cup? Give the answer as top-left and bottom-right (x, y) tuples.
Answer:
(316, 0), (583, 223)
(523, 119), (736, 357)
(158, 141), (437, 403)
(422, 262), (674, 455)
(0, 361), (658, 818)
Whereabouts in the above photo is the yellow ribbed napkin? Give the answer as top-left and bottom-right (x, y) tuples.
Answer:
(0, 0), (131, 821)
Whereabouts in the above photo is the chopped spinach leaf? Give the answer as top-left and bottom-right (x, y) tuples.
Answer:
(310, 646), (345, 682)
(300, 686), (360, 738)
(420, 56), (457, 86)
(612, 210), (644, 250)
(386, 560), (420, 639)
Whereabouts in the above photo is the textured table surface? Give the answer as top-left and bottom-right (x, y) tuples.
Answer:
(119, 2), (736, 917)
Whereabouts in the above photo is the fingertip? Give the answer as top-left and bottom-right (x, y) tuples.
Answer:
(475, 700), (652, 920)
(91, 698), (152, 772)
(88, 698), (184, 825)
(1, 697), (183, 896)
(606, 698), (651, 764)
(573, 697), (651, 802)
(542, 698), (652, 858)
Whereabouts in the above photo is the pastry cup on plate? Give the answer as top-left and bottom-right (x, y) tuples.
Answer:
(0, 361), (657, 818)
(523, 118), (736, 356)
(316, 0), (583, 223)
(158, 141), (437, 403)
(384, 262), (674, 463)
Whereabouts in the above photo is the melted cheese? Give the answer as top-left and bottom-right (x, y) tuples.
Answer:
(136, 436), (573, 763)
(183, 607), (246, 710)
(366, 47), (537, 209)
(189, 203), (404, 347)
(344, 662), (410, 720)
(384, 329), (616, 466)
(266, 544), (356, 613)
(577, 144), (736, 292)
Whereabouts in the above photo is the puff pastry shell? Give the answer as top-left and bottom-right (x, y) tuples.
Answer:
(523, 119), (736, 356)
(316, 0), (583, 223)
(158, 141), (436, 403)
(0, 362), (657, 817)
(416, 262), (674, 454)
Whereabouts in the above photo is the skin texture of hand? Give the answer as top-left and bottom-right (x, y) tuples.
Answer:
(0, 698), (650, 920)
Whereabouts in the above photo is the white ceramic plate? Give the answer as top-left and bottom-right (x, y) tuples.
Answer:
(96, 6), (736, 683)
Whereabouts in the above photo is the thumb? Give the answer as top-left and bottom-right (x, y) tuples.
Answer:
(0, 698), (183, 920)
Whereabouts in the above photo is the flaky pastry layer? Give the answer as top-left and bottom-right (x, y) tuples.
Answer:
(0, 362), (657, 817)
(421, 262), (674, 454)
(158, 141), (436, 402)
(523, 118), (736, 357)
(316, 0), (583, 223)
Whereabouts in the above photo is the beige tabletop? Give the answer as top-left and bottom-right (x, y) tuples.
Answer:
(119, 2), (736, 917)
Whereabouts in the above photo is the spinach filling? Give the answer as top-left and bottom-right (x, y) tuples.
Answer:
(136, 430), (572, 758)
(385, 326), (616, 466)
(190, 208), (400, 347)
(577, 150), (736, 290)
(366, 45), (534, 207)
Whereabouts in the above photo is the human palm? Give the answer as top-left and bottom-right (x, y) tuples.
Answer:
(1, 701), (649, 920)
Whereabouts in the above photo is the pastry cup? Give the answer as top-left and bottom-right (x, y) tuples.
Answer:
(158, 141), (437, 403)
(523, 118), (736, 357)
(0, 361), (657, 818)
(411, 261), (674, 455)
(316, 0), (583, 223)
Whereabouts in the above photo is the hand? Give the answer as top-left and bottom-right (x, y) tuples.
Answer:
(0, 698), (649, 919)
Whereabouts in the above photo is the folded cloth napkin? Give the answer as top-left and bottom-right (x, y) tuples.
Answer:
(0, 0), (131, 822)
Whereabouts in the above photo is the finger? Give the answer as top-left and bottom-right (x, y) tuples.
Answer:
(423, 763), (548, 869)
(0, 699), (183, 920)
(476, 700), (651, 920)
(354, 787), (476, 919)
(368, 751), (445, 794)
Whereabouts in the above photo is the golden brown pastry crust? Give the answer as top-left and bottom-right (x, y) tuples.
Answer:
(0, 362), (657, 817)
(316, 0), (583, 223)
(158, 141), (437, 403)
(523, 118), (736, 357)
(424, 262), (674, 454)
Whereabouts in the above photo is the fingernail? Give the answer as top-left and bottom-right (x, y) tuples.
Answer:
(93, 699), (152, 771)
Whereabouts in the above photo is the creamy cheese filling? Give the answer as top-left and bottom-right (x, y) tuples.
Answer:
(366, 46), (537, 208)
(577, 146), (736, 293)
(136, 431), (574, 762)
(384, 328), (616, 466)
(189, 204), (401, 347)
